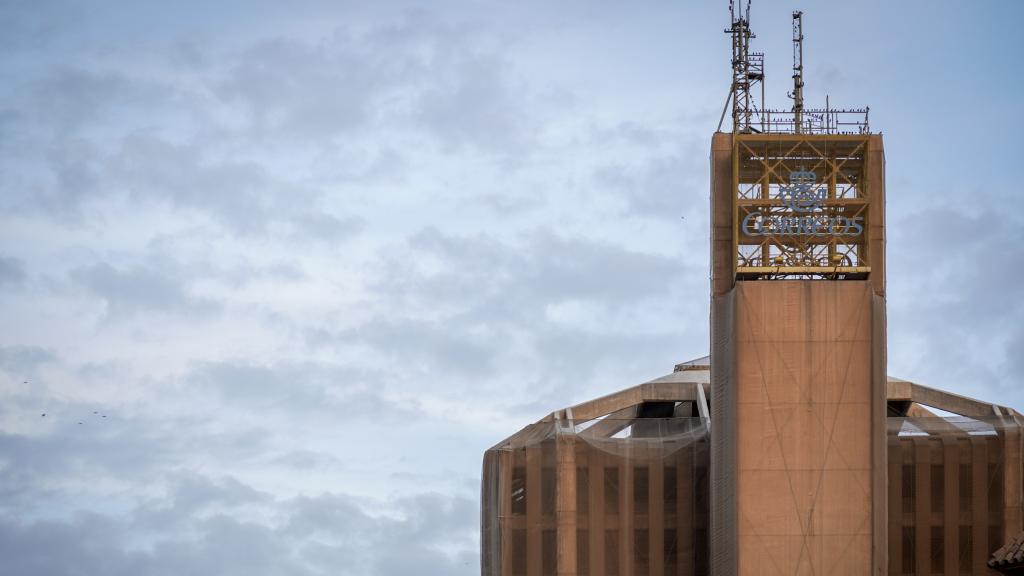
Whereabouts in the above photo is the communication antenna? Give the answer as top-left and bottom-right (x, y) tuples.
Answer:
(717, 4), (868, 135)
(719, 0), (765, 133)
(789, 11), (805, 133)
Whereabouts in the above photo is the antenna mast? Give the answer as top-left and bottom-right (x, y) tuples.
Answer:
(790, 11), (805, 133)
(718, 4), (868, 135)
(725, 0), (764, 133)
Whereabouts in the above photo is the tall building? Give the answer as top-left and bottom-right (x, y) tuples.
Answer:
(481, 6), (1024, 576)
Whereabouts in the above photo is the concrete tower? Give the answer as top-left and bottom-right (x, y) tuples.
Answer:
(709, 128), (887, 575)
(711, 6), (886, 573)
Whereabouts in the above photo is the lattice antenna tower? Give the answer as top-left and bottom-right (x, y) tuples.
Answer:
(789, 11), (805, 133)
(724, 0), (765, 133)
(719, 5), (868, 135)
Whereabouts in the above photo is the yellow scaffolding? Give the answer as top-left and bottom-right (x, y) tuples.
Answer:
(732, 133), (872, 280)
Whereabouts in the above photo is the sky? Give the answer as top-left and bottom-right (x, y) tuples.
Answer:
(0, 0), (1022, 574)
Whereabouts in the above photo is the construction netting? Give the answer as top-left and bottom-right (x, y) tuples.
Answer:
(481, 417), (710, 576)
(887, 416), (1021, 575)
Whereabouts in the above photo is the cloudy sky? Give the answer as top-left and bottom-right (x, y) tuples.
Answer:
(0, 0), (1021, 574)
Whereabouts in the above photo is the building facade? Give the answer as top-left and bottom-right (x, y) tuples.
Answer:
(481, 358), (1023, 575)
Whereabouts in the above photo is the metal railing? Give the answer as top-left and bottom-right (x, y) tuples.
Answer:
(740, 107), (870, 135)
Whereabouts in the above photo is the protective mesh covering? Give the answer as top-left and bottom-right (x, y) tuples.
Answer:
(709, 280), (887, 575)
(872, 292), (889, 576)
(886, 417), (1019, 575)
(710, 291), (736, 576)
(482, 417), (710, 576)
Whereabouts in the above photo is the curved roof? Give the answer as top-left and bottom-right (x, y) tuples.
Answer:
(496, 356), (1022, 448)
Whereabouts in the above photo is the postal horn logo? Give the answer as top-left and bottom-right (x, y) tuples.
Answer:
(740, 168), (864, 238)
(780, 169), (825, 212)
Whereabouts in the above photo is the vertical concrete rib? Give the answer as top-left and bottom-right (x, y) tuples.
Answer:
(557, 431), (577, 576)
(710, 290), (737, 576)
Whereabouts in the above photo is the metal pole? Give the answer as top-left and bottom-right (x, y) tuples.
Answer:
(792, 11), (804, 133)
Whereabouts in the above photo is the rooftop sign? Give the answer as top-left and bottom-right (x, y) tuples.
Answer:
(732, 134), (871, 279)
